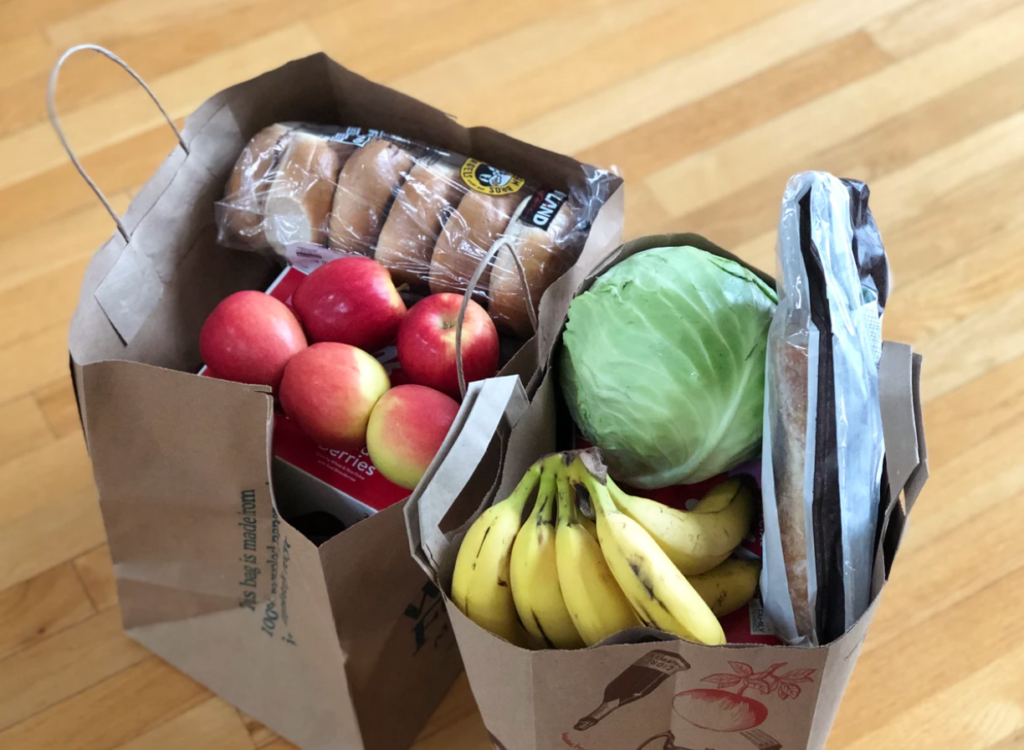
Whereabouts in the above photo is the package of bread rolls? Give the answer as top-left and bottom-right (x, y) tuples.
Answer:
(215, 124), (612, 339)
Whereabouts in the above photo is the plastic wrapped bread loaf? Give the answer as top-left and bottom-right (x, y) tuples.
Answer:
(216, 124), (610, 339)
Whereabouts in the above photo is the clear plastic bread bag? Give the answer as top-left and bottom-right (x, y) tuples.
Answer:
(215, 124), (614, 340)
(760, 172), (890, 646)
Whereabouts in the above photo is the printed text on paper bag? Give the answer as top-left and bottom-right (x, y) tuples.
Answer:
(238, 489), (261, 611)
(237, 490), (297, 646)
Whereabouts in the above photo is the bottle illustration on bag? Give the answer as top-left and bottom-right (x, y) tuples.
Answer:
(574, 650), (690, 730)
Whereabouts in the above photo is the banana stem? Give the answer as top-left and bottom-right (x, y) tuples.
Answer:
(534, 468), (557, 525)
(555, 473), (575, 527)
(562, 457), (615, 519)
(504, 461), (543, 515)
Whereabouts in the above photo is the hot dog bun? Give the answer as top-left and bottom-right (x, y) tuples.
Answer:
(374, 156), (465, 290)
(327, 138), (416, 255)
(488, 197), (578, 338)
(264, 133), (352, 252)
(429, 190), (523, 302)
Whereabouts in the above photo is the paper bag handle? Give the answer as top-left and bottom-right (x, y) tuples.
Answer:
(48, 44), (190, 242)
(455, 221), (536, 398)
(413, 376), (529, 574)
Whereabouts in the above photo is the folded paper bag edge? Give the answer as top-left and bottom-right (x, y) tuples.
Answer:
(408, 375), (529, 582)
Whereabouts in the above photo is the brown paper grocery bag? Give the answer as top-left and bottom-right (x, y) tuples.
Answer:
(60, 46), (624, 750)
(406, 234), (928, 750)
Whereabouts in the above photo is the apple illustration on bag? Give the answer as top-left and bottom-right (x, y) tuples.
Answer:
(673, 662), (814, 733)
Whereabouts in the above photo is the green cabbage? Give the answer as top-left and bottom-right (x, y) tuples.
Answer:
(560, 245), (777, 488)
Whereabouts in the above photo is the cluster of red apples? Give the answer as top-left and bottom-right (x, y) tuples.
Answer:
(199, 256), (500, 490)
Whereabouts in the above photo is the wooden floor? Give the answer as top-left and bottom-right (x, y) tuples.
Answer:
(1, 0), (1022, 748)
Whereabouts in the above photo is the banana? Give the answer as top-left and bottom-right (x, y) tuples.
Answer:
(567, 457), (726, 645)
(451, 462), (542, 646)
(510, 458), (585, 649)
(607, 475), (757, 575)
(687, 557), (762, 617)
(555, 471), (640, 646)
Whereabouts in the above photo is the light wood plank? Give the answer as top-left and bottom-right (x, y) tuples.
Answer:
(0, 608), (147, 732)
(413, 674), (480, 742)
(238, 709), (278, 748)
(261, 739), (299, 750)
(1, 1), (332, 140)
(0, 395), (54, 466)
(725, 104), (1024, 279)
(410, 690), (490, 750)
(0, 0), (111, 43)
(646, 4), (1024, 217)
(577, 32), (892, 182)
(0, 323), (72, 405)
(867, 0), (1023, 58)
(111, 697), (253, 750)
(916, 285), (1024, 402)
(73, 545), (118, 612)
(510, 0), (921, 155)
(921, 355), (1024, 470)
(832, 564), (1024, 746)
(0, 33), (54, 91)
(0, 655), (209, 750)
(897, 412), (1024, 557)
(391, 0), (805, 132)
(0, 563), (95, 661)
(834, 621), (1024, 750)
(0, 432), (94, 523)
(0, 494), (106, 614)
(624, 181), (672, 236)
(35, 377), (82, 441)
(884, 226), (1024, 344)
(879, 156), (1024, 291)
(0, 256), (90, 350)
(0, 191), (130, 285)
(867, 482), (1024, 656)
(990, 729), (1024, 750)
(669, 50), (1024, 264)
(0, 24), (322, 192)
(0, 128), (152, 247)
(312, 0), (577, 84)
(46, 0), (258, 48)
(0, 432), (104, 591)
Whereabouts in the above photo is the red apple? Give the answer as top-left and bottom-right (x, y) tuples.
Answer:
(279, 342), (390, 450)
(199, 290), (306, 390)
(366, 385), (460, 490)
(397, 293), (499, 399)
(292, 256), (407, 352)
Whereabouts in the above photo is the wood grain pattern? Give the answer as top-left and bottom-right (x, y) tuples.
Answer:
(0, 1), (1016, 748)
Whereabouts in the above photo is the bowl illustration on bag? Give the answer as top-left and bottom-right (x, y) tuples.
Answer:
(673, 662), (814, 732)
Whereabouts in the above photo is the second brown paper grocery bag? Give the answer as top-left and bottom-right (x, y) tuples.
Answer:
(405, 232), (927, 750)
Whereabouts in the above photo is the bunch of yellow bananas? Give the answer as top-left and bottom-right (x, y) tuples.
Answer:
(451, 450), (760, 649)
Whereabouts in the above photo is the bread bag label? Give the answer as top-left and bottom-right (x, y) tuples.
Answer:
(459, 158), (525, 195)
(518, 188), (568, 230)
(328, 126), (416, 148)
